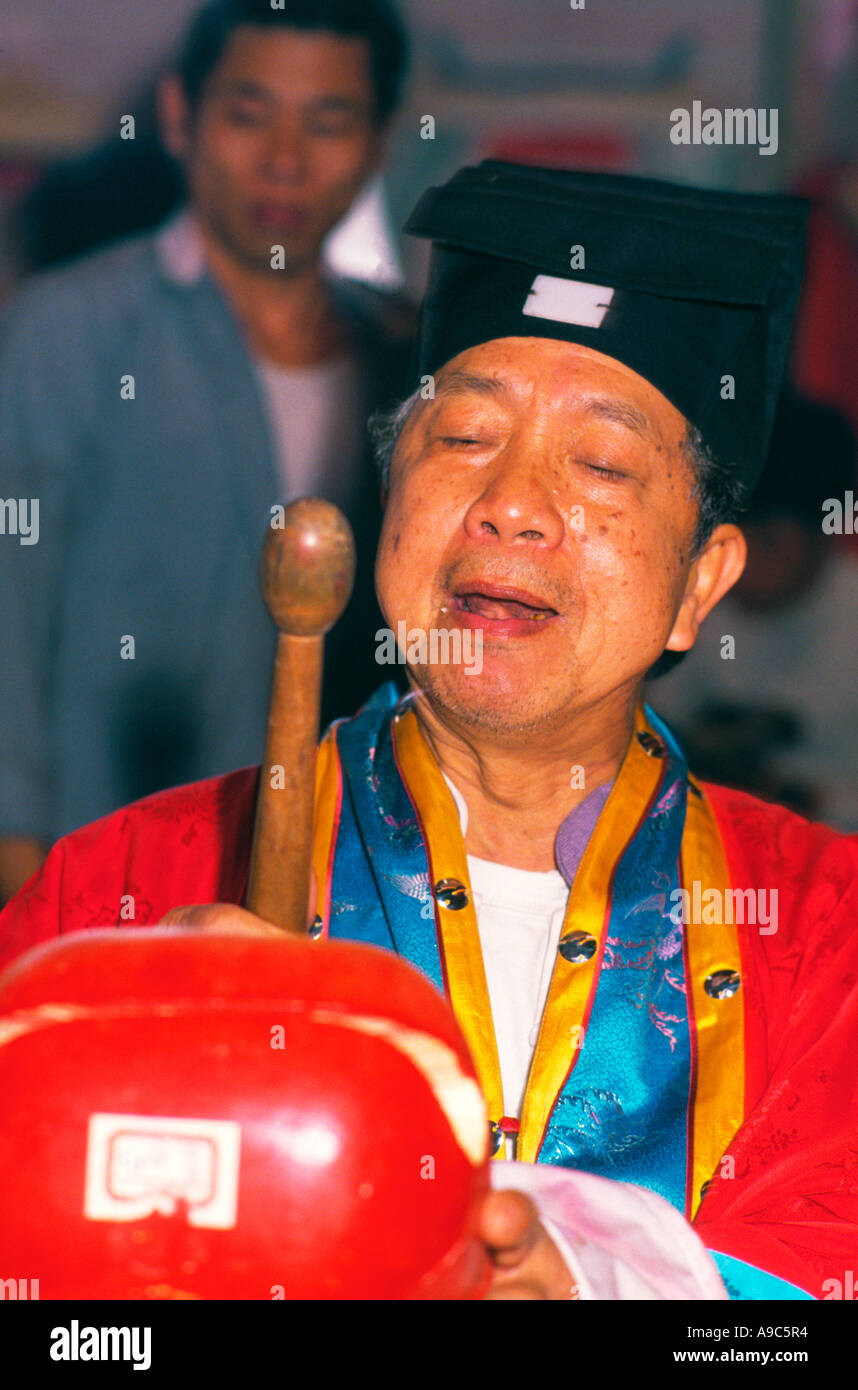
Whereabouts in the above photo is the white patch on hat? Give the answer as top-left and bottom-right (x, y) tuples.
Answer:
(523, 275), (615, 329)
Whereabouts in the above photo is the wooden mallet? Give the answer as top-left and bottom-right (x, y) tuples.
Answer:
(246, 498), (356, 933)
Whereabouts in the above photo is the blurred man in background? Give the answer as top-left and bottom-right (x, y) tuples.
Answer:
(0, 0), (412, 903)
(650, 390), (858, 829)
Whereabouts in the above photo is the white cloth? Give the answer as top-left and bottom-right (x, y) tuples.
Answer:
(156, 209), (207, 285)
(491, 1163), (728, 1300)
(443, 772), (727, 1299)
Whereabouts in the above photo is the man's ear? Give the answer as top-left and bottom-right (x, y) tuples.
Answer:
(665, 524), (747, 653)
(157, 74), (193, 164)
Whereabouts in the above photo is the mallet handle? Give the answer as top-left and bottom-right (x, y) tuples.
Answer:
(245, 499), (356, 933)
(246, 634), (322, 931)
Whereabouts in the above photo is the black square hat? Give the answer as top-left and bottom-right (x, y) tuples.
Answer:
(404, 161), (808, 492)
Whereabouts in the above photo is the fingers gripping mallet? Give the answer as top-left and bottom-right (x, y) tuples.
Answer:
(246, 499), (356, 932)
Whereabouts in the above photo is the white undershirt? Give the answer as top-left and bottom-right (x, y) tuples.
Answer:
(443, 775), (570, 1122)
(468, 856), (570, 1118)
(255, 355), (366, 514)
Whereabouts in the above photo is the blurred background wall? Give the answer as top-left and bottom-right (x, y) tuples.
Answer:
(1, 0), (857, 292)
(0, 0), (855, 832)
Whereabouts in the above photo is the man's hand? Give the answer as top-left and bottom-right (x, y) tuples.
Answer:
(480, 1189), (577, 1300)
(160, 871), (318, 935)
(159, 903), (285, 935)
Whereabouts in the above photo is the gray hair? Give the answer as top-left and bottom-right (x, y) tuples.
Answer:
(369, 388), (422, 492)
(369, 393), (746, 555)
(683, 424), (747, 555)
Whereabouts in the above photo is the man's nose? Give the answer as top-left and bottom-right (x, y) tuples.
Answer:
(462, 442), (566, 549)
(263, 122), (309, 181)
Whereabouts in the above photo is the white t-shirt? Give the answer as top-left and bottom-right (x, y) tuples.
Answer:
(255, 355), (366, 515)
(468, 856), (570, 1118)
(443, 775), (571, 1123)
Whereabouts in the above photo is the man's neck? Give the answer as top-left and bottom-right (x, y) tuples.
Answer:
(413, 694), (636, 872)
(197, 220), (349, 367)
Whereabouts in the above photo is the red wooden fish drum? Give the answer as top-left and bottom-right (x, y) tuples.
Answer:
(0, 930), (490, 1299)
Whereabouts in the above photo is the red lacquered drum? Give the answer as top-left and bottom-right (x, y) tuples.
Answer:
(0, 930), (490, 1300)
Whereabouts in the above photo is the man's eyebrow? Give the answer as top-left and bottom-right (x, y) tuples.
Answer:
(435, 371), (510, 400)
(217, 81), (366, 112)
(582, 396), (661, 445)
(306, 95), (368, 111)
(218, 80), (274, 102)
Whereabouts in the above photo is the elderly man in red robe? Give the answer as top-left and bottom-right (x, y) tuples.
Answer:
(2, 163), (856, 1302)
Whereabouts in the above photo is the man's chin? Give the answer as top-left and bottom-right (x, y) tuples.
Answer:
(222, 223), (318, 276)
(413, 664), (568, 741)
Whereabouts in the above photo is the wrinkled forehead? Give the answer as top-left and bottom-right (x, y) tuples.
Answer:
(426, 337), (688, 448)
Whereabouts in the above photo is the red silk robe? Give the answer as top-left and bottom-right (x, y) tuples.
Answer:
(1, 748), (857, 1299)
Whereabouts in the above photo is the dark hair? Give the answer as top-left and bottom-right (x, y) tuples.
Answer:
(369, 394), (748, 680)
(683, 424), (748, 557)
(175, 0), (409, 122)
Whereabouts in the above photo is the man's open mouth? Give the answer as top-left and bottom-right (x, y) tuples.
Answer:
(451, 583), (559, 628)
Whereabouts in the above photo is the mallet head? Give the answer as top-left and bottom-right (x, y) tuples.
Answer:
(261, 498), (357, 638)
